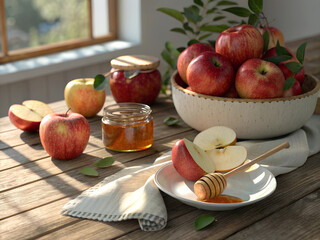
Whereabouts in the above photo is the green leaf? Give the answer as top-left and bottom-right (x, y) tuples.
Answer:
(223, 7), (251, 17)
(194, 215), (215, 230)
(296, 42), (307, 64)
(165, 41), (174, 52)
(94, 157), (115, 168)
(161, 49), (175, 68)
(262, 30), (269, 53)
(124, 70), (140, 79)
(284, 77), (296, 90)
(276, 41), (292, 57)
(248, 13), (258, 26)
(217, 0), (238, 6)
(206, 7), (217, 14)
(263, 55), (292, 65)
(170, 27), (186, 35)
(94, 74), (107, 90)
(285, 62), (303, 74)
(194, 0), (204, 7)
(199, 33), (212, 40)
(183, 22), (194, 33)
(200, 24), (229, 33)
(177, 47), (186, 53)
(79, 167), (99, 177)
(228, 20), (240, 25)
(163, 117), (180, 126)
(188, 39), (199, 46)
(157, 8), (184, 22)
(184, 6), (203, 23)
(248, 0), (263, 14)
(213, 15), (226, 21)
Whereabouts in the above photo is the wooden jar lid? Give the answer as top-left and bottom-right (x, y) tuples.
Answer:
(110, 55), (160, 71)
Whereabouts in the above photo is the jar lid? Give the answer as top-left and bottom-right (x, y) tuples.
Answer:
(110, 55), (160, 71)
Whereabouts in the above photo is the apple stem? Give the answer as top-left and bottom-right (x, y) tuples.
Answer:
(104, 69), (118, 78)
(65, 108), (71, 117)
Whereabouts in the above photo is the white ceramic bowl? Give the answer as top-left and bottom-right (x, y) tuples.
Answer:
(171, 71), (320, 139)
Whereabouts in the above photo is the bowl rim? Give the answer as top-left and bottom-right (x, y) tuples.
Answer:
(171, 70), (320, 103)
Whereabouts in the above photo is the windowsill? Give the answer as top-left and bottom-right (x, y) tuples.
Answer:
(0, 40), (139, 85)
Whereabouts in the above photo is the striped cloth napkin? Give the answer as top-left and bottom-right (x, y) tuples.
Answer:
(62, 115), (320, 231)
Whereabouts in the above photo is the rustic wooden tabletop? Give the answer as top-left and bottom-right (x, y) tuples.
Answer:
(1, 35), (320, 239)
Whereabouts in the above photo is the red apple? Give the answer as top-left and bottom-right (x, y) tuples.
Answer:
(263, 47), (305, 84)
(258, 26), (285, 50)
(223, 84), (239, 98)
(110, 69), (161, 105)
(235, 58), (285, 99)
(215, 24), (264, 69)
(177, 43), (214, 84)
(186, 52), (234, 96)
(282, 79), (302, 97)
(171, 139), (214, 181)
(39, 112), (90, 160)
(64, 78), (106, 118)
(8, 100), (53, 132)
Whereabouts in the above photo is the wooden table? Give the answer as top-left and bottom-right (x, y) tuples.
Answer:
(1, 35), (320, 239)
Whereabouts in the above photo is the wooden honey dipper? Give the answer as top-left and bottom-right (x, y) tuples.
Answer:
(194, 141), (290, 201)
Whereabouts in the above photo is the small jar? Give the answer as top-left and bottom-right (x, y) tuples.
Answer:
(109, 55), (162, 105)
(102, 103), (153, 152)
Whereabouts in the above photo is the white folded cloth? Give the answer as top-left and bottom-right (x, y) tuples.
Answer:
(62, 115), (320, 231)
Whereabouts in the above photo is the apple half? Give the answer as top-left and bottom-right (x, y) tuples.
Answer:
(207, 145), (247, 172)
(8, 100), (54, 131)
(193, 126), (236, 151)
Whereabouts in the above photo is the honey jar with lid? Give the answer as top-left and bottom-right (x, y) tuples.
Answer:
(102, 102), (153, 152)
(109, 55), (162, 105)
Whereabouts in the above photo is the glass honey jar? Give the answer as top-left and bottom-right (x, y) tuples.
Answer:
(102, 103), (153, 152)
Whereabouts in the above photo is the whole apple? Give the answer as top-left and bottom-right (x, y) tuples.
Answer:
(263, 47), (305, 84)
(110, 69), (161, 105)
(39, 112), (90, 160)
(235, 58), (285, 99)
(258, 26), (285, 50)
(64, 78), (106, 118)
(171, 139), (206, 181)
(282, 79), (302, 97)
(215, 24), (264, 69)
(186, 52), (234, 96)
(177, 42), (214, 84)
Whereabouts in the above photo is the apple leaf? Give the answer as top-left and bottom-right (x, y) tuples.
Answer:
(263, 55), (292, 65)
(213, 15), (226, 21)
(296, 42), (307, 64)
(276, 41), (292, 57)
(284, 77), (296, 90)
(199, 33), (212, 40)
(183, 22), (194, 34)
(248, 13), (258, 26)
(184, 6), (203, 24)
(163, 116), (180, 126)
(223, 7), (251, 17)
(285, 62), (303, 74)
(94, 74), (107, 90)
(157, 8), (184, 23)
(248, 0), (263, 14)
(188, 39), (199, 46)
(170, 27), (186, 35)
(94, 157), (115, 168)
(200, 24), (229, 33)
(262, 30), (269, 53)
(161, 49), (175, 68)
(207, 7), (217, 14)
(194, 0), (204, 7)
(124, 70), (140, 79)
(79, 167), (99, 177)
(216, 0), (238, 6)
(194, 215), (215, 230)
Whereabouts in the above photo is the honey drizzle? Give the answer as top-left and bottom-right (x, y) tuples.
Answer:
(199, 194), (243, 203)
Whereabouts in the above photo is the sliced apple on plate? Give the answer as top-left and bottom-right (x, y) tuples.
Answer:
(193, 126), (236, 151)
(8, 100), (54, 132)
(207, 145), (247, 172)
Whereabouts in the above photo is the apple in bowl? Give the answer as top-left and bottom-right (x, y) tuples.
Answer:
(8, 100), (53, 132)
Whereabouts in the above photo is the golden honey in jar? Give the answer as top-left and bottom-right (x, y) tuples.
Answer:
(102, 103), (153, 152)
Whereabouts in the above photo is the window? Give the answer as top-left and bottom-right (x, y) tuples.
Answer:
(0, 0), (117, 64)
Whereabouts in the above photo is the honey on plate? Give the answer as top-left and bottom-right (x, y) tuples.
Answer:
(199, 195), (243, 204)
(102, 103), (153, 152)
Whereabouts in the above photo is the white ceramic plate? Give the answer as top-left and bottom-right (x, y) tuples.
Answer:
(154, 162), (277, 211)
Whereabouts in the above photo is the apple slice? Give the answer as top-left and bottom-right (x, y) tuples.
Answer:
(193, 126), (237, 151)
(8, 100), (53, 132)
(184, 138), (215, 174)
(207, 145), (247, 172)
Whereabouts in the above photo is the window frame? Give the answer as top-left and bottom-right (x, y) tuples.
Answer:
(0, 0), (117, 64)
